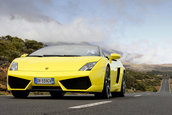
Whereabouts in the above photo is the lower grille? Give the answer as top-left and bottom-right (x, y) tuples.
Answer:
(8, 76), (30, 89)
(31, 86), (62, 91)
(60, 77), (91, 90)
(32, 86), (61, 90)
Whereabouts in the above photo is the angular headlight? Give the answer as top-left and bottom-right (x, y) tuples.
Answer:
(10, 62), (18, 71)
(79, 62), (97, 71)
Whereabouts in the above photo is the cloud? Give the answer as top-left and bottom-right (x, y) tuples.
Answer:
(0, 16), (109, 43)
(0, 0), (110, 43)
(100, 0), (164, 22)
(0, 0), (170, 64)
(0, 0), (53, 22)
(0, 0), (112, 43)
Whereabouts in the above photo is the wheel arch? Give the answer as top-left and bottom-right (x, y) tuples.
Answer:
(118, 67), (125, 91)
(106, 63), (111, 78)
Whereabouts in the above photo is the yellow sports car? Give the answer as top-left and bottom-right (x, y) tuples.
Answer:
(7, 45), (125, 99)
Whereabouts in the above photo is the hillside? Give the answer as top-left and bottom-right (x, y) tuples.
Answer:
(0, 35), (45, 63)
(0, 35), (45, 93)
(0, 35), (164, 94)
(124, 62), (172, 72)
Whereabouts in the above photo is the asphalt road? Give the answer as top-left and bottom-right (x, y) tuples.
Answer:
(0, 78), (171, 115)
(159, 77), (170, 93)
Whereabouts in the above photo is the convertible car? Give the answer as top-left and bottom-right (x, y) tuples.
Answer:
(7, 45), (125, 99)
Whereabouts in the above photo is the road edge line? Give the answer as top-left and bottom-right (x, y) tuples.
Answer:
(158, 78), (163, 93)
(169, 78), (171, 93)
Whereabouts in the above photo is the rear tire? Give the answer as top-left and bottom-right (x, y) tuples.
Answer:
(112, 74), (125, 97)
(95, 66), (111, 99)
(11, 91), (30, 98)
(50, 91), (65, 98)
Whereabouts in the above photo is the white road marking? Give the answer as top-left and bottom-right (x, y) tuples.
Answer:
(169, 79), (171, 93)
(134, 95), (141, 97)
(69, 101), (112, 109)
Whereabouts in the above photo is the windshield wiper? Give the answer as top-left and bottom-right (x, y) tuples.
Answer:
(28, 55), (43, 57)
(28, 55), (81, 57)
(43, 55), (81, 57)
(63, 55), (81, 57)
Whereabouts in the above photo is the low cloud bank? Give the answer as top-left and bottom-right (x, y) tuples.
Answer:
(0, 0), (171, 64)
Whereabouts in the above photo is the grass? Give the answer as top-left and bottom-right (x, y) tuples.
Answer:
(0, 91), (10, 95)
(155, 86), (161, 92)
(170, 79), (172, 92)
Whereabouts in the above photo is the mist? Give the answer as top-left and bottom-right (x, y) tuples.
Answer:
(0, 0), (171, 64)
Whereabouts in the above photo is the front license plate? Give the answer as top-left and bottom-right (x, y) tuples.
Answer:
(34, 78), (54, 84)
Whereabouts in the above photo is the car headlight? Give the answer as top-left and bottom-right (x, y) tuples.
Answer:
(79, 62), (97, 71)
(10, 62), (18, 71)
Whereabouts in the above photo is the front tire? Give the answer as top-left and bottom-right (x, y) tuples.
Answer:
(95, 66), (111, 99)
(112, 74), (125, 97)
(11, 91), (30, 98)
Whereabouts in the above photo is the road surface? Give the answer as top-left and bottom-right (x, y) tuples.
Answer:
(159, 76), (170, 93)
(0, 77), (171, 115)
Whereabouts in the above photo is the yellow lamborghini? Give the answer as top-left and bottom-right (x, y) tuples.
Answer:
(7, 45), (125, 99)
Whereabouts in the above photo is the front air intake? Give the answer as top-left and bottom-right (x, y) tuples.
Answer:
(31, 86), (62, 91)
(8, 76), (30, 89)
(60, 77), (91, 90)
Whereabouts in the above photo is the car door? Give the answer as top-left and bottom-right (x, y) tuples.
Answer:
(110, 59), (120, 91)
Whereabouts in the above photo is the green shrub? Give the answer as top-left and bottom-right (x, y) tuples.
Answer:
(125, 70), (162, 92)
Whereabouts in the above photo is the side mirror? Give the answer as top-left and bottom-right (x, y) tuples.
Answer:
(21, 54), (28, 57)
(109, 53), (120, 63)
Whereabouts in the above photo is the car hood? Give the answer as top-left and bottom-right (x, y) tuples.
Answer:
(14, 56), (102, 72)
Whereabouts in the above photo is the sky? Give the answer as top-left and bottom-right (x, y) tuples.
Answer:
(0, 0), (172, 64)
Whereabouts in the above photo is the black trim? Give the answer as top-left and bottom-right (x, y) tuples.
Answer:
(60, 77), (91, 90)
(116, 68), (120, 83)
(29, 86), (62, 91)
(8, 76), (30, 89)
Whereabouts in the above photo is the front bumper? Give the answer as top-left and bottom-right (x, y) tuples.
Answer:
(7, 69), (105, 93)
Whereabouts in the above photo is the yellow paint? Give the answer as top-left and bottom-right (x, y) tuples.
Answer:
(7, 55), (125, 93)
(109, 53), (121, 63)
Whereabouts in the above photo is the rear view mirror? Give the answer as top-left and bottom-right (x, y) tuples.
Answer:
(21, 54), (28, 57)
(109, 53), (120, 63)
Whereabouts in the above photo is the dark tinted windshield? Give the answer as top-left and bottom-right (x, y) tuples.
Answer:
(29, 45), (100, 57)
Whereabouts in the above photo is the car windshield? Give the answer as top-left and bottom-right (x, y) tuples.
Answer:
(29, 45), (100, 57)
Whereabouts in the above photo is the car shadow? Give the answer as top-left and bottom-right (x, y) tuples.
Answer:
(7, 94), (132, 100)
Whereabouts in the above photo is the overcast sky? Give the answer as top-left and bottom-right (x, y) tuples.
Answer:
(0, 0), (172, 64)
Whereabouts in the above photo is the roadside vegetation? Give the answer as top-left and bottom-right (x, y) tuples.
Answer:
(125, 70), (162, 92)
(0, 35), (45, 63)
(170, 79), (172, 92)
(0, 35), (45, 94)
(0, 35), (163, 95)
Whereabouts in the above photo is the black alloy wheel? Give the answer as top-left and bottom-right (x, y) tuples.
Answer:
(95, 66), (111, 99)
